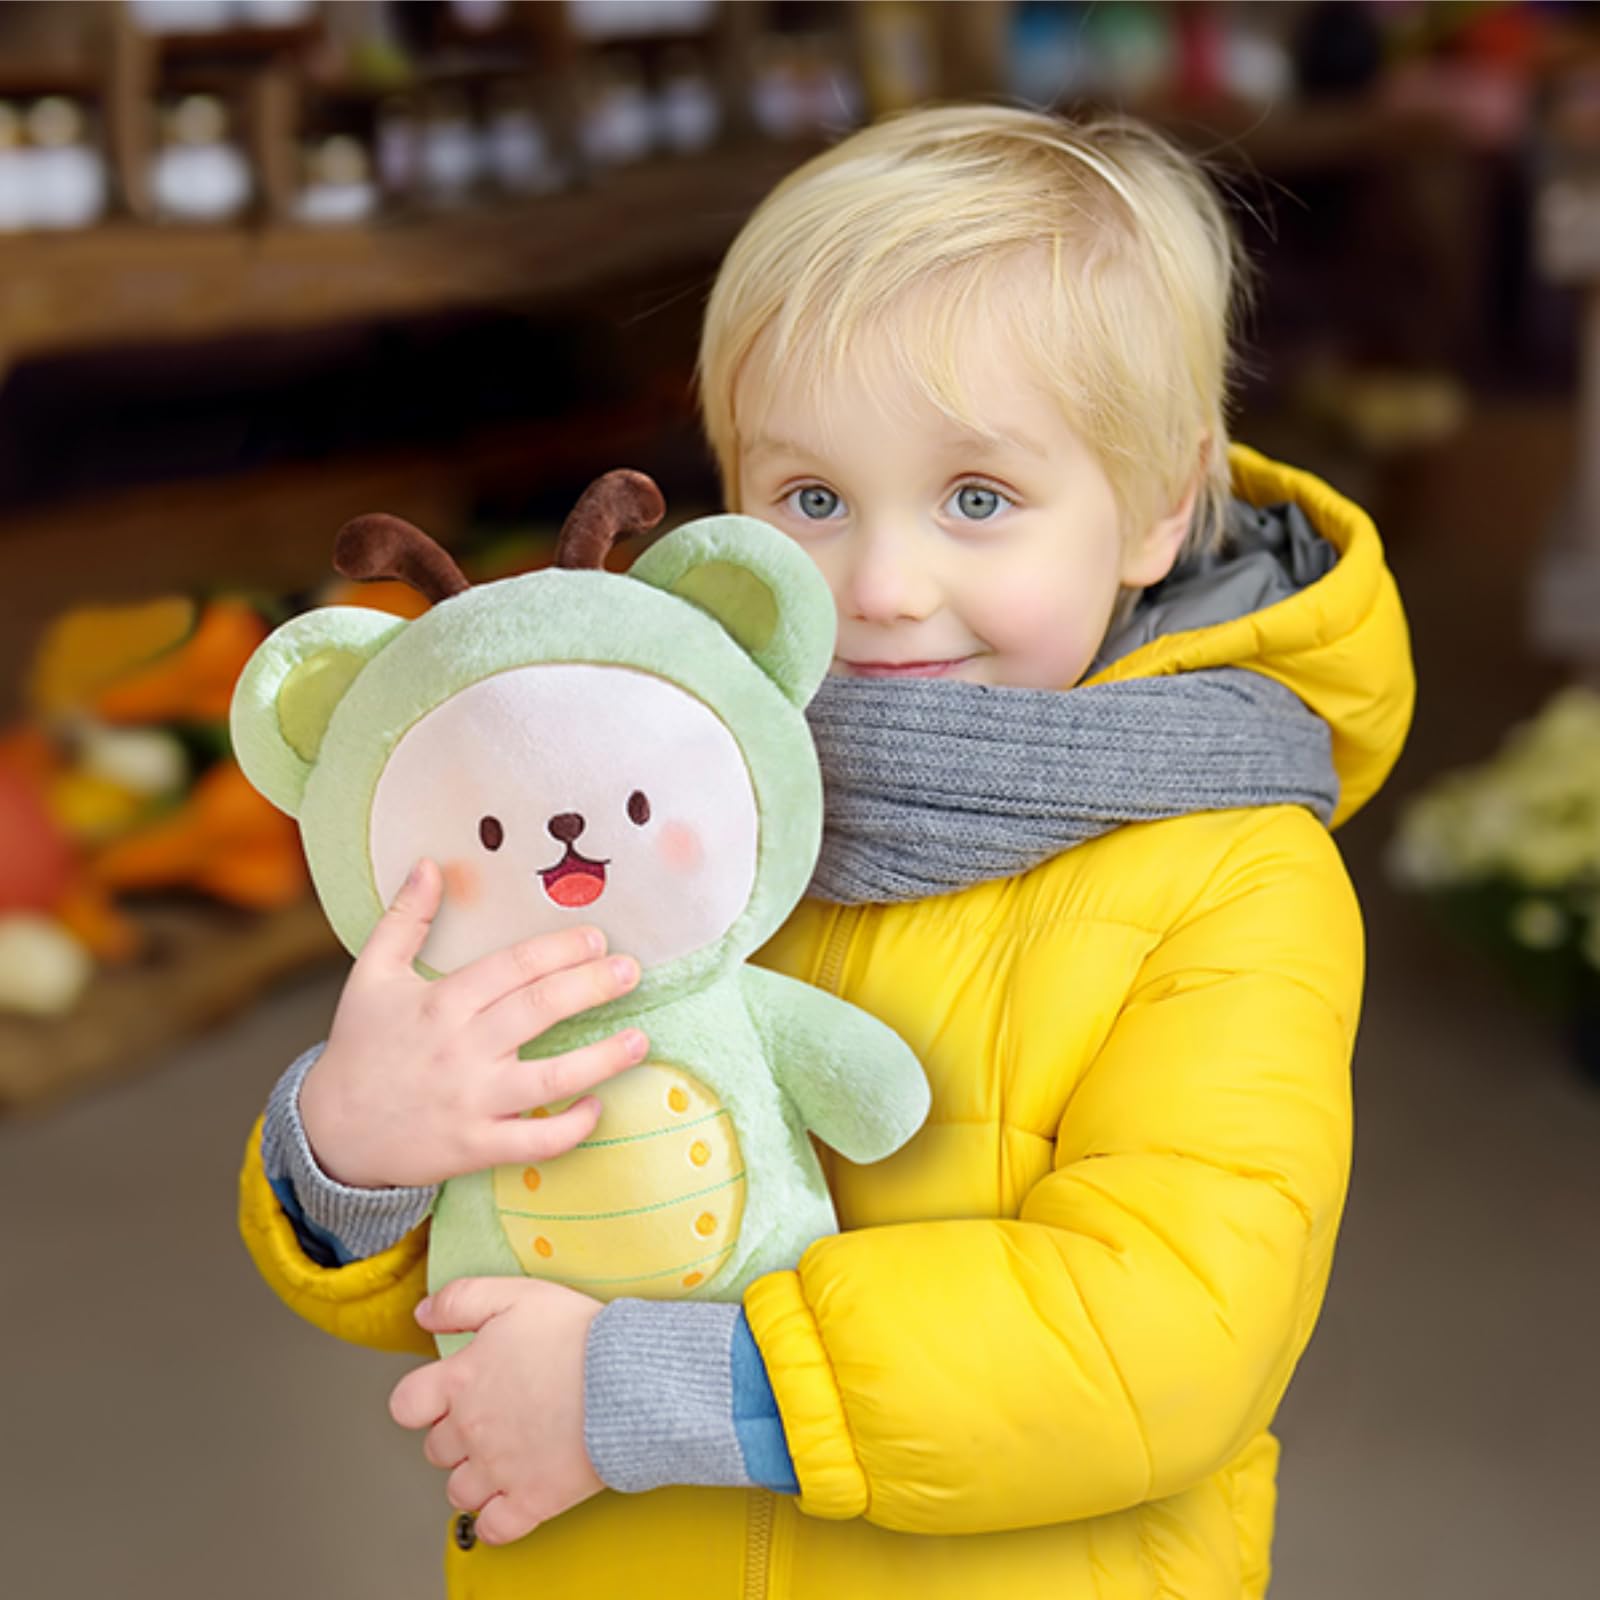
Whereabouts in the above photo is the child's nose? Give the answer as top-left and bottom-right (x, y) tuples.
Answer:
(842, 527), (940, 624)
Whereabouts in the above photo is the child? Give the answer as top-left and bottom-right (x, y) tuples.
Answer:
(240, 104), (1414, 1599)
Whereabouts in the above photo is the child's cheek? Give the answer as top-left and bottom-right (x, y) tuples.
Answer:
(442, 859), (482, 906)
(657, 821), (703, 873)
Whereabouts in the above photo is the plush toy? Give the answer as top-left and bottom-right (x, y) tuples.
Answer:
(230, 470), (930, 1350)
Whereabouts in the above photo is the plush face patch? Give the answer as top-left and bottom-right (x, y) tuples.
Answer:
(369, 663), (758, 972)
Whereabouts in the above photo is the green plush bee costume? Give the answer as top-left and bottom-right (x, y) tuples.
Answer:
(230, 471), (930, 1354)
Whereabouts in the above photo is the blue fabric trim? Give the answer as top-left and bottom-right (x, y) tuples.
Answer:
(730, 1311), (798, 1494)
(267, 1173), (359, 1268)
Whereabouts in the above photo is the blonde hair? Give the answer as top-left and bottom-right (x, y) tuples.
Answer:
(697, 104), (1253, 572)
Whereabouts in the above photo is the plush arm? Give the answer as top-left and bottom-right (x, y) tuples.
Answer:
(744, 809), (1363, 1534)
(741, 964), (931, 1164)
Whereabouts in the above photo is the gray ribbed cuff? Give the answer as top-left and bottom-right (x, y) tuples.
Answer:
(583, 1299), (751, 1493)
(260, 1042), (438, 1261)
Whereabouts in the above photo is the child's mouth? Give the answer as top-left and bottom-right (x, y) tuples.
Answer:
(838, 656), (973, 679)
(539, 846), (609, 908)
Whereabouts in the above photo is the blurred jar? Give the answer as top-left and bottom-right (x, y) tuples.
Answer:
(235, 0), (317, 23)
(374, 95), (420, 198)
(750, 37), (806, 141)
(568, 0), (716, 40)
(151, 95), (252, 222)
(296, 134), (378, 224)
(796, 38), (862, 134)
(24, 97), (108, 230)
(131, 0), (315, 26)
(129, 0), (232, 33)
(449, 0), (511, 31)
(581, 56), (654, 166)
(657, 47), (718, 154)
(0, 103), (31, 232)
(419, 90), (481, 204)
(486, 84), (561, 195)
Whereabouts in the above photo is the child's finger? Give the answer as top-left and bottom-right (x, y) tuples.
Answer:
(433, 924), (607, 1019)
(487, 1030), (647, 1122)
(389, 1359), (450, 1431)
(486, 1095), (607, 1167)
(423, 1417), (469, 1471)
(469, 953), (640, 1060)
(446, 1460), (499, 1515)
(418, 1277), (532, 1334)
(362, 859), (443, 974)
(474, 1494), (538, 1547)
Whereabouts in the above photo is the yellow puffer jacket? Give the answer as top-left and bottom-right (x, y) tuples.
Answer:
(238, 445), (1414, 1599)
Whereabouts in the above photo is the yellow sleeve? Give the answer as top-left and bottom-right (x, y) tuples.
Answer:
(237, 1114), (434, 1356)
(745, 809), (1362, 1535)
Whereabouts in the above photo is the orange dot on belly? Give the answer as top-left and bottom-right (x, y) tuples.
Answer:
(534, 1236), (554, 1258)
(522, 1168), (541, 1191)
(667, 1087), (690, 1113)
(694, 1212), (716, 1237)
(689, 1141), (710, 1166)
(682, 1272), (704, 1289)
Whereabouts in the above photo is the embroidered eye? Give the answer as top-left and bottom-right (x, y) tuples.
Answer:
(479, 815), (504, 851)
(627, 790), (651, 826)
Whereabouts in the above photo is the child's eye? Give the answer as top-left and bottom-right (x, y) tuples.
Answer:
(946, 484), (1011, 522)
(479, 815), (504, 851)
(786, 484), (844, 521)
(627, 790), (651, 825)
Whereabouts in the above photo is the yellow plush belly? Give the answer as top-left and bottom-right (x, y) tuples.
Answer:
(491, 1061), (746, 1300)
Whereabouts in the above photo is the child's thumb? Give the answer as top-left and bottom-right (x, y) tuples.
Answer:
(366, 858), (442, 971)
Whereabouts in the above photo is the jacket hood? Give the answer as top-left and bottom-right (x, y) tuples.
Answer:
(1084, 444), (1415, 828)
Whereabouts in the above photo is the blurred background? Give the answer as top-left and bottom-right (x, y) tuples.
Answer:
(2, 1), (1598, 1595)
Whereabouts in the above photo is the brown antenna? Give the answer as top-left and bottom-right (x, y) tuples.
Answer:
(555, 470), (666, 570)
(333, 513), (471, 604)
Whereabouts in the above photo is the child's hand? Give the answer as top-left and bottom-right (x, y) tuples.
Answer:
(391, 1278), (606, 1545)
(299, 858), (646, 1189)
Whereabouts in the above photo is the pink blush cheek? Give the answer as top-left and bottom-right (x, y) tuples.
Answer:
(658, 821), (704, 873)
(442, 859), (483, 907)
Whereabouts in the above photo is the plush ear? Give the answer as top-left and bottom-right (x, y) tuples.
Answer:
(229, 608), (408, 816)
(628, 514), (837, 707)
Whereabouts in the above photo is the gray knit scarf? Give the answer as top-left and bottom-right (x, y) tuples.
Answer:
(802, 667), (1339, 904)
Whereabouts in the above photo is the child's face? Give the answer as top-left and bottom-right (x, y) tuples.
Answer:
(734, 320), (1188, 690)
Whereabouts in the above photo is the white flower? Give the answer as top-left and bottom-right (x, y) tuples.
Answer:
(1390, 685), (1600, 892)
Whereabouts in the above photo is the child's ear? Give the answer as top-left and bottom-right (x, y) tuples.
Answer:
(1120, 460), (1204, 588)
(230, 608), (408, 816)
(629, 514), (837, 707)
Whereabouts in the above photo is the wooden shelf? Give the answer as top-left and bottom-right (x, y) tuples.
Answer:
(0, 140), (809, 365)
(0, 895), (341, 1118)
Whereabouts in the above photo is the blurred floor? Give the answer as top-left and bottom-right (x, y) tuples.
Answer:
(4, 401), (1598, 1599)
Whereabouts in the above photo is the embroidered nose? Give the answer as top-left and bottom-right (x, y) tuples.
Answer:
(548, 812), (586, 844)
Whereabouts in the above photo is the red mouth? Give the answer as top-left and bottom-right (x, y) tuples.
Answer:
(539, 847), (608, 908)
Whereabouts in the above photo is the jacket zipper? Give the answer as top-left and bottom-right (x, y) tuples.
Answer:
(815, 903), (862, 997)
(744, 1489), (775, 1600)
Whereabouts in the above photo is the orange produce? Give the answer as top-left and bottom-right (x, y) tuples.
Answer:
(92, 600), (269, 725)
(28, 596), (198, 717)
(91, 758), (308, 910)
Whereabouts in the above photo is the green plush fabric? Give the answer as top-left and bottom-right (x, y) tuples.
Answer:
(231, 504), (929, 1346)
